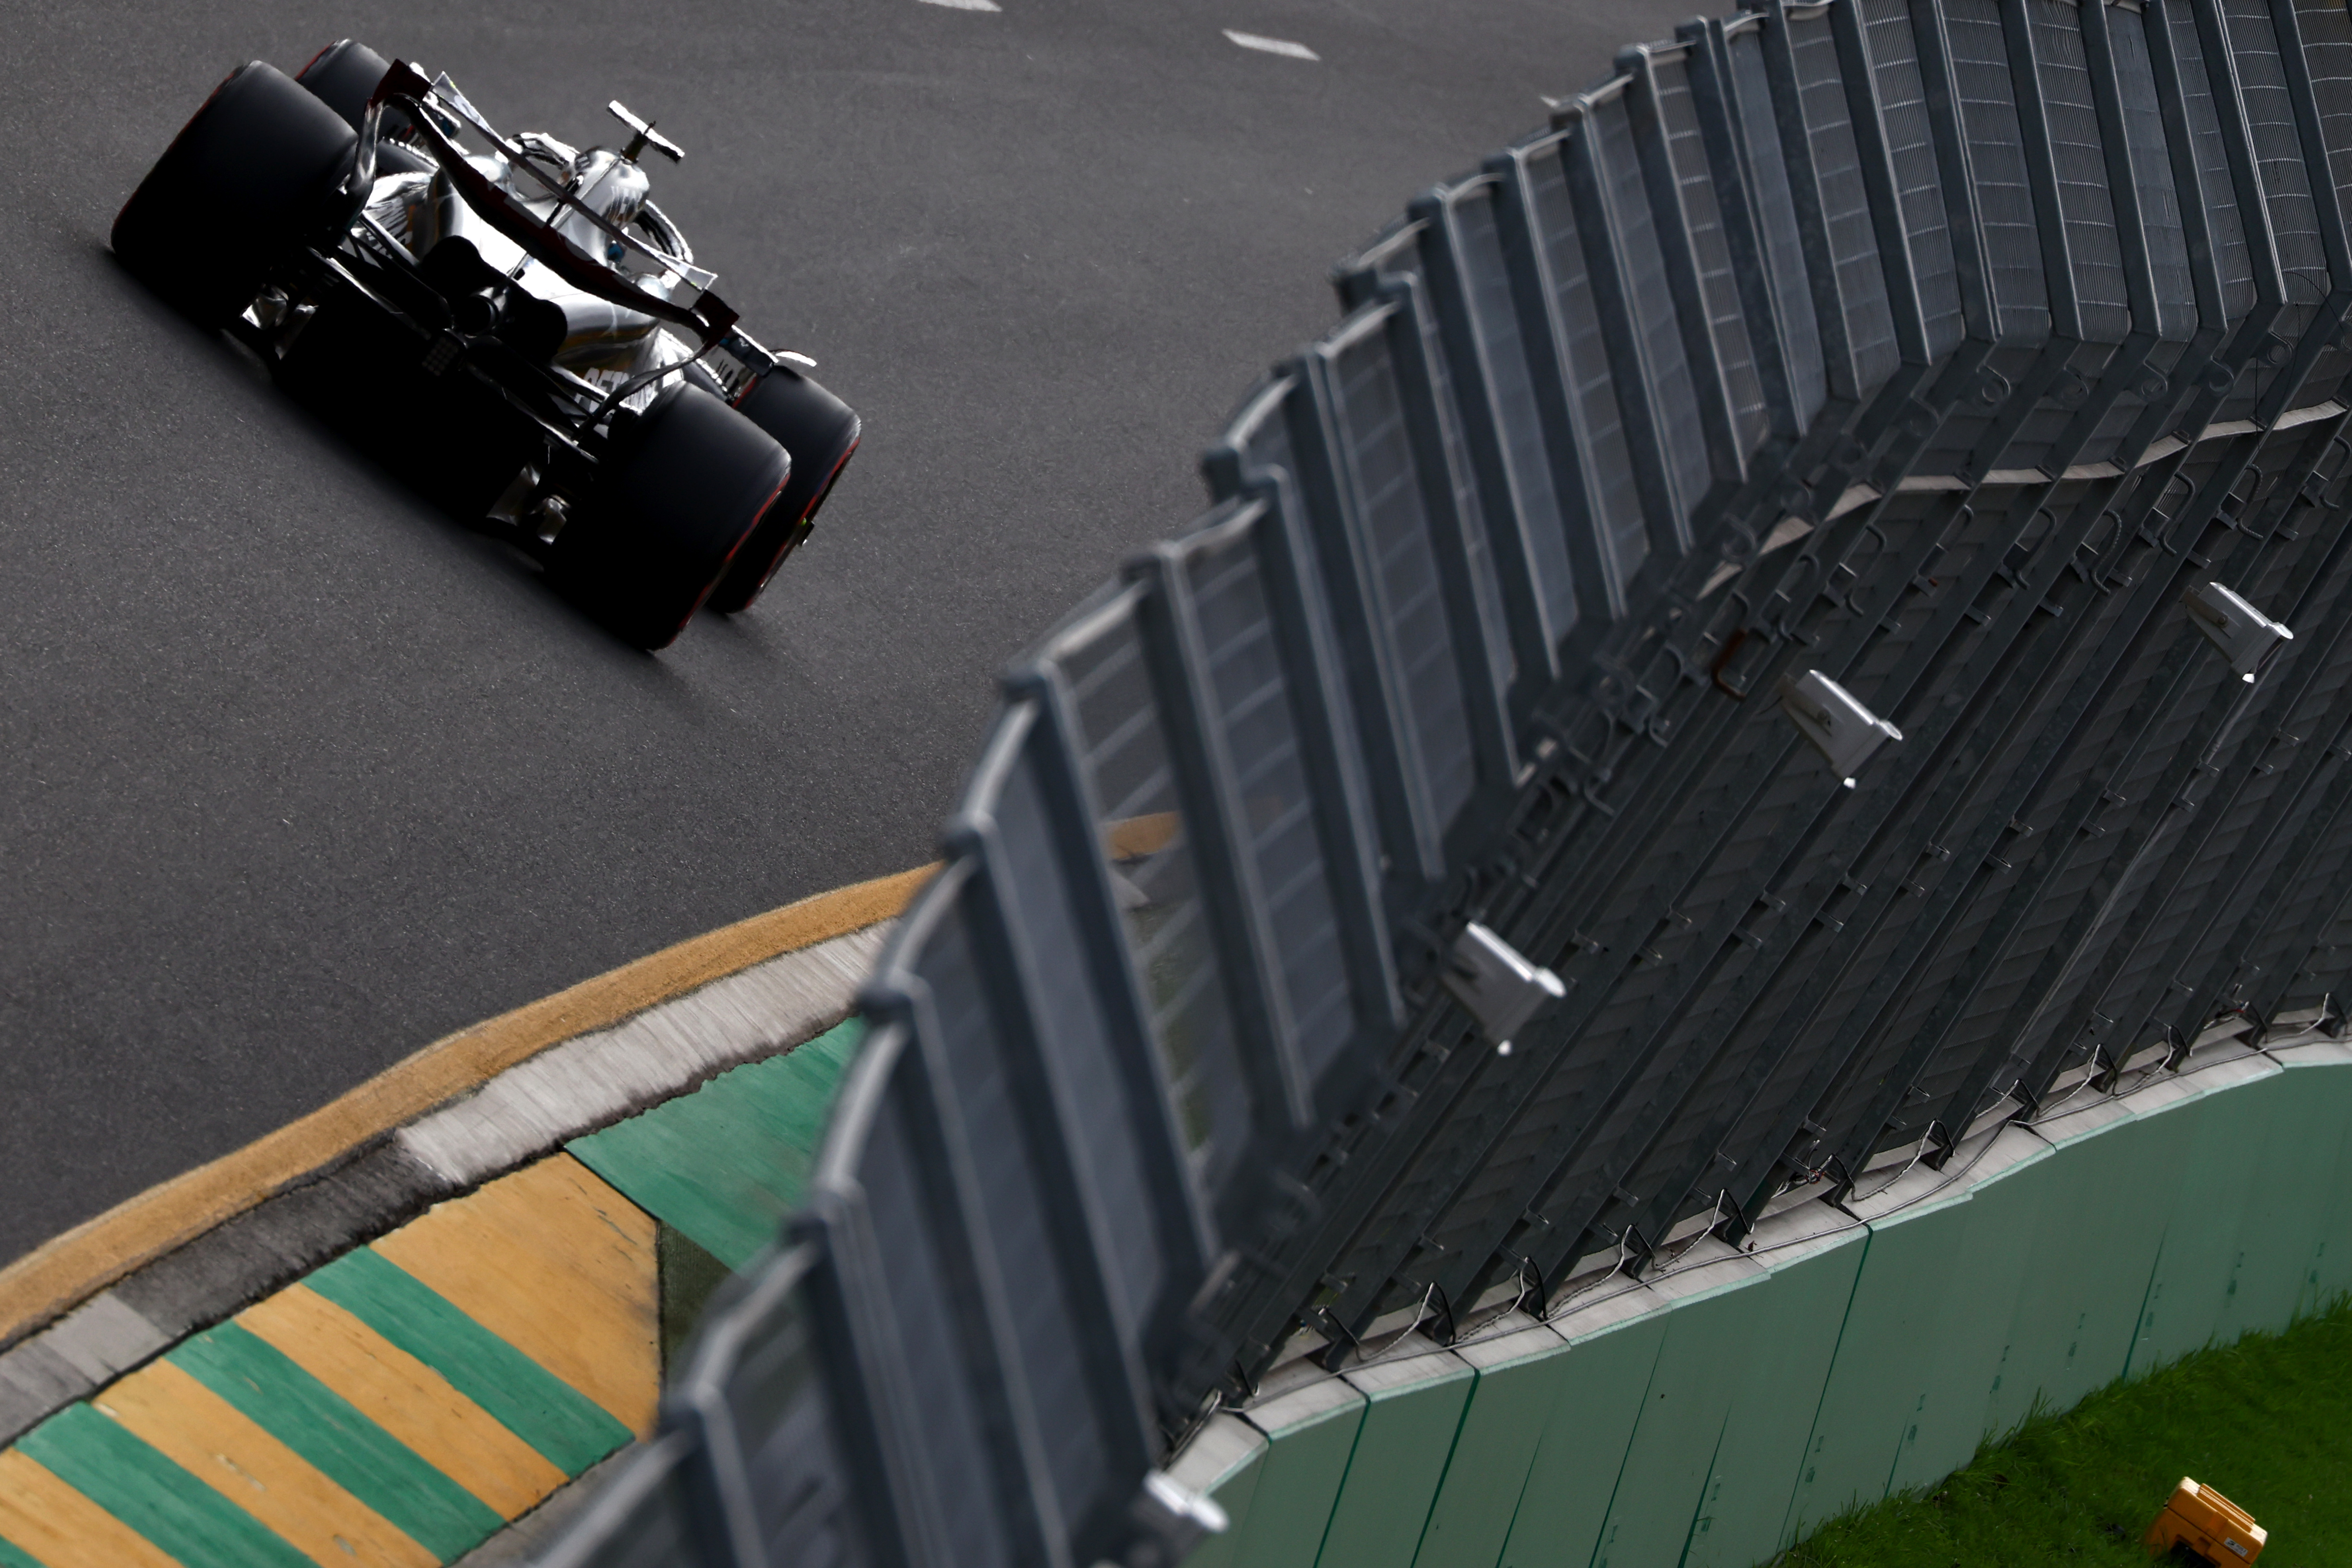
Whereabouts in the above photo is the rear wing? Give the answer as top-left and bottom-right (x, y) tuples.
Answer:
(361, 60), (737, 345)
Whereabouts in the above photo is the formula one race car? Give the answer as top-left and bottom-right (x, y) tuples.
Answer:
(112, 42), (860, 648)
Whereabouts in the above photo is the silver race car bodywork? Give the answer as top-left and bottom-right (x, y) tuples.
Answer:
(349, 65), (786, 419)
(113, 46), (860, 647)
(365, 138), (694, 396)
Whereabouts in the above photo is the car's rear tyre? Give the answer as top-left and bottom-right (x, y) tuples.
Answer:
(293, 40), (391, 129)
(112, 62), (359, 327)
(705, 369), (861, 613)
(550, 385), (791, 650)
(294, 40), (432, 174)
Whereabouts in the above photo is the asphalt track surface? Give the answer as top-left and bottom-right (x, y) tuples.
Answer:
(0, 0), (1698, 1266)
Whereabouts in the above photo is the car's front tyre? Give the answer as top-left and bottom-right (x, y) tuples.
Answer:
(548, 385), (791, 650)
(111, 62), (359, 327)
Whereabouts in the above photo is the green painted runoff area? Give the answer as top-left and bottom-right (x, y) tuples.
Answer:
(570, 1017), (864, 1269)
(1174, 1045), (2352, 1568)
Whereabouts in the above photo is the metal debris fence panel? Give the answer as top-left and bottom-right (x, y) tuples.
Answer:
(537, 1), (2352, 1563)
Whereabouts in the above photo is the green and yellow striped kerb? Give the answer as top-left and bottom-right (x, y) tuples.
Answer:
(0, 1156), (655, 1568)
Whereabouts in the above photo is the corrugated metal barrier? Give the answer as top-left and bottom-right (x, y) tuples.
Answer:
(535, 0), (2352, 1562)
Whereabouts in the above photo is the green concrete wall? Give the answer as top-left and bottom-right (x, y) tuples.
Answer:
(1492, 1288), (1666, 1568)
(1590, 1253), (1764, 1568)
(1317, 1341), (1475, 1568)
(1688, 1214), (1868, 1566)
(1229, 1372), (1366, 1568)
(1181, 1045), (2352, 1568)
(1411, 1316), (1580, 1568)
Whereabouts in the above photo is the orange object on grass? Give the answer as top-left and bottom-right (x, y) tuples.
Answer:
(2145, 1477), (2266, 1563)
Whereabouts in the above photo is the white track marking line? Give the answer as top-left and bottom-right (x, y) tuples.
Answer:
(1224, 29), (1320, 60)
(920, 0), (1002, 11)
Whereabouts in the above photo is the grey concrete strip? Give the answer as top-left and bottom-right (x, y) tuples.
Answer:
(0, 1341), (90, 1444)
(1165, 1413), (1267, 1497)
(451, 1447), (639, 1568)
(106, 1139), (451, 1339)
(397, 926), (886, 1187)
(0, 1291), (171, 1446)
(33, 1292), (168, 1386)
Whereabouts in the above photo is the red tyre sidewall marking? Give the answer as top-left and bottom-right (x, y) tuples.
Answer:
(294, 40), (340, 81)
(753, 434), (860, 594)
(664, 468), (791, 645)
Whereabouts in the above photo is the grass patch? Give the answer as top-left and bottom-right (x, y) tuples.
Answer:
(1777, 1298), (2352, 1567)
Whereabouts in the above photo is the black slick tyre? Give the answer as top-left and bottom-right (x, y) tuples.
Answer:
(705, 368), (861, 613)
(292, 40), (393, 130)
(550, 385), (790, 650)
(294, 40), (432, 174)
(111, 62), (359, 327)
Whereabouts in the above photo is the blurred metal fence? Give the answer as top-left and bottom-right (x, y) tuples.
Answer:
(539, 0), (2352, 1562)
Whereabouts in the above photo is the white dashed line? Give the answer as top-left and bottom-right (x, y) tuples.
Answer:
(1224, 29), (1319, 60)
(920, 0), (1002, 10)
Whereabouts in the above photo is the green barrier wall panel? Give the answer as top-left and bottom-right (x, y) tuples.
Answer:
(2270, 1046), (2352, 1318)
(1173, 1416), (1271, 1568)
(2281, 1048), (2352, 1308)
(1686, 1215), (1869, 1568)
(1408, 1316), (1572, 1568)
(1907, 1130), (2051, 1479)
(1988, 1101), (2180, 1430)
(1231, 1373), (1368, 1568)
(2123, 1056), (2283, 1374)
(1186, 1051), (2352, 1568)
(1316, 1340), (1475, 1568)
(1495, 1283), (1671, 1568)
(1790, 1159), (1973, 1522)
(2214, 1066), (2342, 1346)
(2068, 1111), (2182, 1402)
(1979, 1123), (2111, 1441)
(2286, 1046), (2352, 1310)
(1587, 1252), (1765, 1568)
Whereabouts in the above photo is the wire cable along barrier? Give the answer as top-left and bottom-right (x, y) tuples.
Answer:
(540, 0), (2352, 1562)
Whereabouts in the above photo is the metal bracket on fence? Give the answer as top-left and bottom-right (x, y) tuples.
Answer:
(1778, 670), (1902, 786)
(1819, 1154), (1861, 1218)
(1441, 922), (1565, 1050)
(2087, 1042), (2122, 1095)
(2183, 581), (2294, 681)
